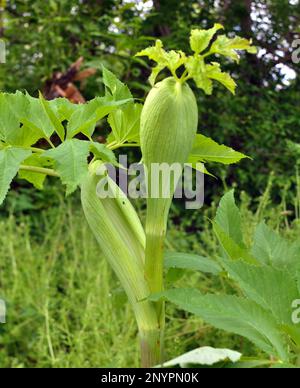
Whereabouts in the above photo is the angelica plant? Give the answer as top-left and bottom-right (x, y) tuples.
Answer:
(0, 26), (256, 367)
(136, 23), (256, 364)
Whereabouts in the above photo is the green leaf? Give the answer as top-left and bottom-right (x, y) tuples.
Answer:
(67, 97), (130, 139)
(0, 147), (32, 205)
(252, 222), (300, 273)
(89, 142), (117, 165)
(0, 92), (44, 147)
(23, 93), (57, 139)
(136, 40), (167, 85)
(190, 24), (224, 54)
(215, 190), (244, 246)
(162, 346), (241, 367)
(188, 134), (248, 165)
(18, 153), (51, 190)
(213, 191), (258, 267)
(164, 252), (221, 275)
(210, 35), (257, 62)
(189, 161), (216, 178)
(102, 65), (132, 101)
(108, 103), (142, 145)
(44, 139), (90, 195)
(0, 93), (25, 141)
(185, 58), (236, 95)
(39, 92), (65, 141)
(151, 288), (288, 361)
(165, 50), (187, 71)
(136, 40), (187, 85)
(213, 222), (257, 264)
(206, 62), (237, 94)
(220, 259), (299, 325)
(48, 98), (77, 121)
(185, 57), (213, 94)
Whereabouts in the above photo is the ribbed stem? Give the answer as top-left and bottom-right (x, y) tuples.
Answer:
(139, 326), (164, 367)
(144, 197), (170, 365)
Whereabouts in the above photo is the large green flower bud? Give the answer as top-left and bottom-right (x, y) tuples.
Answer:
(141, 77), (198, 168)
(140, 78), (198, 300)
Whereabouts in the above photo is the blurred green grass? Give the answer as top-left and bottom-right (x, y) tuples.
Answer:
(0, 180), (299, 367)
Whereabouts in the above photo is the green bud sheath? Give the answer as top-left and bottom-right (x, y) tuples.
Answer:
(81, 162), (161, 366)
(141, 77), (198, 307)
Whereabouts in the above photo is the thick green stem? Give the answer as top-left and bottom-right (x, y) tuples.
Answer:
(144, 198), (170, 365)
(139, 326), (164, 367)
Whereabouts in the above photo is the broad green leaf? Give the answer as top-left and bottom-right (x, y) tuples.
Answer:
(108, 103), (142, 144)
(185, 58), (236, 95)
(89, 142), (117, 165)
(9, 122), (45, 148)
(210, 35), (257, 62)
(164, 252), (221, 275)
(67, 97), (130, 139)
(44, 139), (90, 195)
(0, 147), (32, 205)
(188, 134), (248, 165)
(252, 222), (300, 273)
(67, 98), (103, 139)
(213, 222), (257, 264)
(49, 98), (77, 121)
(206, 62), (237, 94)
(220, 259), (299, 325)
(0, 93), (25, 140)
(23, 93), (57, 139)
(151, 288), (288, 361)
(18, 154), (51, 190)
(162, 346), (241, 367)
(185, 57), (213, 94)
(190, 24), (224, 54)
(215, 190), (244, 246)
(0, 92), (44, 147)
(102, 65), (132, 101)
(39, 92), (65, 141)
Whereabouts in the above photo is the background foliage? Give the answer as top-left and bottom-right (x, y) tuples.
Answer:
(0, 0), (300, 367)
